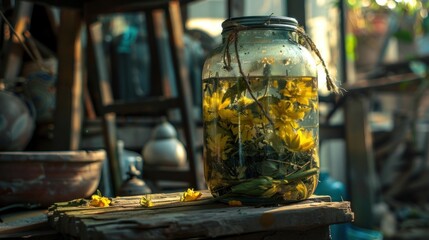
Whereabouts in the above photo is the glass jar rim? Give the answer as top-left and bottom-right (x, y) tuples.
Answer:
(221, 16), (298, 34)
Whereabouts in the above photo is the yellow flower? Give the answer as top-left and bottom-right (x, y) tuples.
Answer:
(218, 108), (238, 122)
(180, 188), (202, 202)
(280, 80), (317, 107)
(270, 100), (302, 129)
(203, 92), (231, 122)
(301, 77), (314, 82)
(140, 195), (154, 207)
(207, 133), (231, 160)
(206, 169), (227, 189)
(230, 109), (263, 142)
(281, 180), (308, 201)
(236, 96), (254, 107)
(228, 200), (243, 206)
(281, 128), (315, 152)
(271, 80), (279, 88)
(89, 194), (111, 207)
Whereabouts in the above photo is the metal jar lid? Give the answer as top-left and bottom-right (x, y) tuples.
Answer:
(221, 16), (298, 34)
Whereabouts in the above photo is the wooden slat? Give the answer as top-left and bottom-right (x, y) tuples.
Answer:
(165, 0), (203, 189)
(84, 0), (184, 15)
(0, 210), (47, 234)
(2, 1), (33, 81)
(103, 97), (181, 115)
(48, 191), (353, 240)
(52, 8), (83, 150)
(86, 19), (123, 195)
(344, 94), (377, 229)
(345, 73), (424, 93)
(145, 10), (164, 96)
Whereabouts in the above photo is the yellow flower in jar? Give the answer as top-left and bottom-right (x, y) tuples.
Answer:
(207, 133), (232, 160)
(281, 128), (315, 152)
(203, 92), (231, 122)
(281, 180), (308, 201)
(231, 109), (262, 142)
(218, 108), (237, 122)
(207, 169), (226, 189)
(270, 100), (303, 129)
(236, 96), (254, 107)
(271, 80), (279, 88)
(280, 80), (317, 106)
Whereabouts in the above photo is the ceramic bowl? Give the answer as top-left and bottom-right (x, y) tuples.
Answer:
(0, 150), (105, 207)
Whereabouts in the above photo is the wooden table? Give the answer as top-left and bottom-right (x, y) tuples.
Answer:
(47, 190), (354, 239)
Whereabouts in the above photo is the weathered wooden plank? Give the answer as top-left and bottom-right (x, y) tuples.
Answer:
(0, 210), (47, 234)
(48, 191), (353, 240)
(86, 201), (351, 239)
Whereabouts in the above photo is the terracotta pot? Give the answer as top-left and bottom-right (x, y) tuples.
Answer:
(0, 150), (105, 207)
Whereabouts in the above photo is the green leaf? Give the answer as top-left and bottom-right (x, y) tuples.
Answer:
(244, 96), (280, 114)
(222, 77), (247, 102)
(248, 77), (269, 93)
(64, 198), (88, 207)
(266, 133), (284, 153)
(285, 167), (319, 182)
(258, 96), (280, 106)
(260, 161), (279, 176)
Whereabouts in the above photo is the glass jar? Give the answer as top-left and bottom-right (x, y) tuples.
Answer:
(202, 16), (319, 204)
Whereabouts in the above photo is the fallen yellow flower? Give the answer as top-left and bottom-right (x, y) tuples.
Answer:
(180, 188), (202, 202)
(140, 195), (154, 207)
(89, 194), (111, 207)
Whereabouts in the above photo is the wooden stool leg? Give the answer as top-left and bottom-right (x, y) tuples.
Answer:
(53, 9), (83, 150)
(2, 1), (33, 80)
(165, 1), (203, 189)
(345, 94), (377, 228)
(87, 20), (122, 195)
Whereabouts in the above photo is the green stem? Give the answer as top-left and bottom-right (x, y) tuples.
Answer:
(284, 167), (319, 182)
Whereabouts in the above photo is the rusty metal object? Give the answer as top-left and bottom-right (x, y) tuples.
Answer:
(118, 164), (151, 196)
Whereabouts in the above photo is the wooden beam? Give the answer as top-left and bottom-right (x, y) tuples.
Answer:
(165, 0), (203, 189)
(86, 20), (123, 195)
(2, 1), (33, 81)
(52, 9), (83, 150)
(344, 94), (377, 228)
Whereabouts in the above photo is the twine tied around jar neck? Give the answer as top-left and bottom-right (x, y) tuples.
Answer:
(222, 22), (342, 95)
(296, 27), (341, 94)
